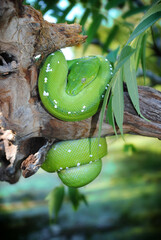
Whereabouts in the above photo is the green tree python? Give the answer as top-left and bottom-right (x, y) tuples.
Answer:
(38, 50), (112, 188)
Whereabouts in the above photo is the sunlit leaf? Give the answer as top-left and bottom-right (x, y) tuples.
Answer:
(127, 1), (161, 44)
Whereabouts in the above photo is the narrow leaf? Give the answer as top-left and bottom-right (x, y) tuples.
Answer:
(122, 6), (149, 19)
(80, 8), (90, 26)
(68, 187), (88, 211)
(114, 46), (136, 74)
(112, 69), (124, 136)
(105, 0), (126, 10)
(84, 13), (103, 51)
(123, 58), (141, 115)
(132, 33), (145, 70)
(103, 25), (119, 51)
(106, 95), (117, 136)
(46, 185), (65, 222)
(141, 33), (147, 84)
(98, 81), (112, 142)
(127, 12), (161, 45)
(106, 47), (120, 63)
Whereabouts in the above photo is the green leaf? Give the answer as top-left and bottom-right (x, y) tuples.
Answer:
(132, 33), (145, 70)
(68, 187), (88, 211)
(98, 80), (112, 142)
(140, 33), (147, 84)
(46, 185), (65, 222)
(57, 3), (75, 23)
(84, 13), (103, 51)
(80, 8), (90, 26)
(141, 0), (161, 21)
(105, 0), (126, 10)
(127, 1), (161, 45)
(123, 58), (141, 115)
(112, 69), (124, 136)
(103, 25), (119, 51)
(106, 47), (120, 64)
(122, 6), (149, 19)
(114, 46), (136, 74)
(106, 95), (117, 136)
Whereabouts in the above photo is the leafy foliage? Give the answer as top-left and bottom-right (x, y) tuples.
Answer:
(45, 185), (88, 222)
(99, 1), (161, 135)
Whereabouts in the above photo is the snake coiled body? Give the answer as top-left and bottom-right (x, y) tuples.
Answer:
(38, 51), (111, 187)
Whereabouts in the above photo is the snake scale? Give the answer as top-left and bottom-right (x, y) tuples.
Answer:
(38, 50), (112, 188)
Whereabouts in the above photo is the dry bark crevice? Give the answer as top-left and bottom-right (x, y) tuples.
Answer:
(0, 0), (161, 183)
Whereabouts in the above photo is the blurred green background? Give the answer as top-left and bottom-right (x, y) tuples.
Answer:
(1, 0), (161, 239)
(1, 136), (161, 239)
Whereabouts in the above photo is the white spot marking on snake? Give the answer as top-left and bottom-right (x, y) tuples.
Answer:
(105, 87), (108, 90)
(68, 112), (71, 114)
(51, 53), (55, 55)
(107, 84), (109, 87)
(83, 105), (86, 109)
(54, 105), (57, 108)
(111, 72), (113, 75)
(89, 161), (92, 164)
(81, 109), (84, 112)
(53, 147), (56, 150)
(60, 167), (63, 170)
(77, 163), (80, 167)
(105, 59), (108, 61)
(102, 95), (104, 98)
(58, 61), (60, 63)
(66, 167), (69, 169)
(44, 77), (47, 83)
(76, 62), (79, 64)
(99, 144), (102, 147)
(89, 154), (93, 157)
(43, 91), (49, 96)
(110, 67), (113, 70)
(54, 99), (57, 104)
(68, 149), (71, 153)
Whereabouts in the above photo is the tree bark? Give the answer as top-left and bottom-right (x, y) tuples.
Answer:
(0, 0), (161, 183)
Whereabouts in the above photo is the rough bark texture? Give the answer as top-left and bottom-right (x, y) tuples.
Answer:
(0, 0), (161, 183)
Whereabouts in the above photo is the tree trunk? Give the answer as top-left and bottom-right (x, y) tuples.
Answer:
(0, 0), (161, 183)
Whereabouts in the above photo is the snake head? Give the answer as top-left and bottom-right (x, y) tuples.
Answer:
(66, 56), (100, 96)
